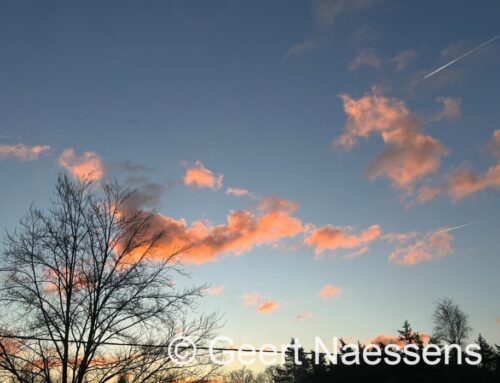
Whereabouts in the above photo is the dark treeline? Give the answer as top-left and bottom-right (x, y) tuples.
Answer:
(223, 310), (500, 383)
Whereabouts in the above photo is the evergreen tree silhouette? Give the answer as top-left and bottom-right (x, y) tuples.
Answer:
(274, 338), (311, 383)
(476, 334), (496, 371)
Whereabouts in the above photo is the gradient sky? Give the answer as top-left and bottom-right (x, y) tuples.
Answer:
(0, 0), (499, 368)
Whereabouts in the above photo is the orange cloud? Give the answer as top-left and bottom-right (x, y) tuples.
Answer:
(242, 292), (261, 306)
(369, 333), (430, 347)
(447, 163), (500, 201)
(446, 130), (500, 201)
(335, 89), (448, 190)
(366, 127), (448, 189)
(318, 284), (343, 299)
(256, 300), (280, 314)
(126, 196), (304, 265)
(0, 143), (50, 161)
(203, 286), (224, 296)
(183, 161), (223, 190)
(304, 224), (380, 256)
(58, 148), (104, 181)
(389, 229), (453, 266)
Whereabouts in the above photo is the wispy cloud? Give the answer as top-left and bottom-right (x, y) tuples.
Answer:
(58, 148), (104, 181)
(487, 129), (500, 158)
(284, 39), (321, 58)
(0, 143), (50, 161)
(391, 49), (417, 71)
(203, 286), (224, 296)
(416, 185), (441, 204)
(349, 50), (382, 71)
(431, 97), (461, 122)
(242, 292), (261, 306)
(389, 229), (453, 265)
(312, 0), (374, 27)
(304, 224), (380, 256)
(183, 160), (223, 190)
(318, 284), (343, 299)
(447, 163), (500, 201)
(226, 187), (253, 198)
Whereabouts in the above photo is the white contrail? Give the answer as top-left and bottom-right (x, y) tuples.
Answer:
(424, 34), (500, 79)
(435, 220), (483, 234)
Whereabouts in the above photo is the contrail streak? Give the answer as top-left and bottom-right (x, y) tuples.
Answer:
(435, 220), (483, 234)
(424, 34), (500, 79)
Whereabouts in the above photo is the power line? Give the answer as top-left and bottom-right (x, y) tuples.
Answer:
(0, 334), (331, 355)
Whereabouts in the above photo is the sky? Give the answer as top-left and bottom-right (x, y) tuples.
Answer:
(0, 0), (499, 368)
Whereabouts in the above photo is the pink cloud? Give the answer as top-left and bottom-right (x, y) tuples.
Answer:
(447, 163), (500, 201)
(226, 187), (252, 198)
(416, 185), (442, 204)
(432, 97), (461, 121)
(366, 127), (448, 190)
(242, 292), (261, 306)
(203, 286), (224, 296)
(318, 284), (343, 299)
(369, 333), (429, 347)
(343, 246), (369, 259)
(382, 231), (418, 243)
(257, 300), (280, 314)
(58, 148), (104, 181)
(304, 224), (380, 256)
(183, 161), (223, 190)
(488, 129), (500, 158)
(389, 229), (453, 266)
(0, 143), (50, 161)
(446, 130), (500, 201)
(257, 195), (299, 214)
(335, 89), (448, 190)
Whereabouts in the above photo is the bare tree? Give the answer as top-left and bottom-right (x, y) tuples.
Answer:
(0, 175), (220, 383)
(432, 297), (472, 346)
(223, 366), (276, 383)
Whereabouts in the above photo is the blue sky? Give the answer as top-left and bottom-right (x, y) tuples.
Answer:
(0, 0), (499, 365)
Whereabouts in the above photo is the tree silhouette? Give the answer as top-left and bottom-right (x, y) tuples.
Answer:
(432, 298), (472, 346)
(0, 175), (220, 383)
(273, 339), (310, 383)
(476, 334), (496, 371)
